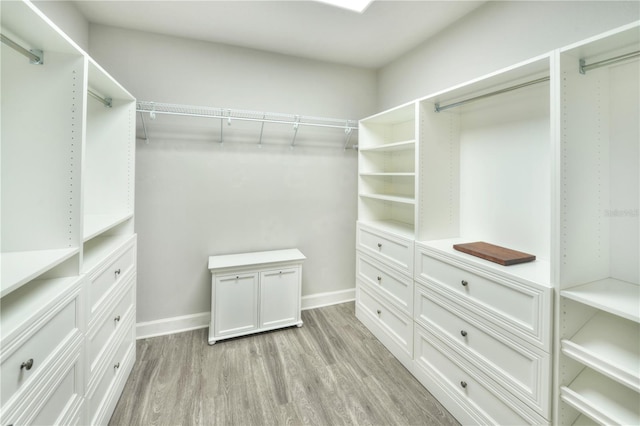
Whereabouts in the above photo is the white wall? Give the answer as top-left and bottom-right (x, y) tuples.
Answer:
(88, 25), (376, 325)
(378, 1), (640, 109)
(32, 1), (89, 52)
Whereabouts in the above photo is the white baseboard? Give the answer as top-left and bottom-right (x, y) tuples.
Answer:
(135, 288), (355, 340)
(301, 288), (355, 310)
(136, 312), (210, 340)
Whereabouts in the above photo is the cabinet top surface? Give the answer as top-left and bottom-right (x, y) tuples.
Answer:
(208, 249), (305, 271)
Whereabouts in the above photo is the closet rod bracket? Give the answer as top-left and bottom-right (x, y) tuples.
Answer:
(1, 34), (43, 64)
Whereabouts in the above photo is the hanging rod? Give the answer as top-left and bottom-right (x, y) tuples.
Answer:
(1, 33), (43, 64)
(434, 76), (550, 113)
(136, 101), (358, 132)
(88, 89), (112, 108)
(580, 50), (640, 74)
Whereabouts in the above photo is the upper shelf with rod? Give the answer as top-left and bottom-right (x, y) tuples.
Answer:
(136, 101), (359, 150)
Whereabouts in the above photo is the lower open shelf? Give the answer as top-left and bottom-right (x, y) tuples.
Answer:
(561, 367), (640, 426)
(0, 248), (79, 298)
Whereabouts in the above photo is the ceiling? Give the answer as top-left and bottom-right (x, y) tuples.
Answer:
(73, 0), (486, 69)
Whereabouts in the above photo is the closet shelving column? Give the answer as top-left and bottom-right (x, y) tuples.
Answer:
(555, 22), (640, 426)
(412, 54), (554, 425)
(355, 102), (418, 369)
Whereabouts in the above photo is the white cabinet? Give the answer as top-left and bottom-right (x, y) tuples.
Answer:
(0, 1), (136, 424)
(555, 22), (639, 426)
(208, 249), (305, 345)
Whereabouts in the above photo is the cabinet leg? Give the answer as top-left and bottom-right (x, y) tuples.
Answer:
(296, 321), (304, 328)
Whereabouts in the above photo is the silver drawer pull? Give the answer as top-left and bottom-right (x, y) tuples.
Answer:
(377, 243), (382, 248)
(114, 362), (120, 370)
(460, 381), (467, 389)
(20, 359), (34, 370)
(114, 315), (121, 322)
(236, 276), (240, 279)
(377, 276), (382, 282)
(460, 330), (468, 337)
(376, 309), (381, 315)
(461, 280), (468, 287)
(115, 269), (121, 277)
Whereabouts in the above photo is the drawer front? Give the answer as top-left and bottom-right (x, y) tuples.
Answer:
(89, 318), (136, 425)
(414, 325), (548, 426)
(416, 251), (548, 348)
(260, 268), (300, 329)
(88, 275), (136, 374)
(356, 252), (412, 316)
(357, 282), (412, 356)
(357, 224), (413, 273)
(214, 273), (259, 337)
(30, 360), (82, 426)
(0, 295), (79, 406)
(89, 242), (136, 315)
(415, 283), (550, 416)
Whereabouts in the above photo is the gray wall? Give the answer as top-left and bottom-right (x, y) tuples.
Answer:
(88, 25), (376, 323)
(377, 1), (640, 109)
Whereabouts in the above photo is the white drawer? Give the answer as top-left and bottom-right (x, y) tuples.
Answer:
(415, 283), (551, 417)
(357, 223), (413, 274)
(88, 317), (136, 426)
(416, 251), (550, 350)
(0, 293), (80, 406)
(413, 324), (549, 426)
(356, 252), (412, 316)
(88, 241), (136, 316)
(88, 274), (136, 375)
(356, 282), (413, 358)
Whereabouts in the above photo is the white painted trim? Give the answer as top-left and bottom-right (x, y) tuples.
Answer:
(135, 288), (355, 339)
(136, 312), (210, 340)
(301, 288), (355, 310)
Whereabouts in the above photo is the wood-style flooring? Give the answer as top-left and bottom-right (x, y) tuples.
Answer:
(109, 302), (460, 426)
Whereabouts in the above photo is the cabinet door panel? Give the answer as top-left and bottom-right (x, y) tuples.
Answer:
(260, 268), (300, 328)
(214, 273), (259, 336)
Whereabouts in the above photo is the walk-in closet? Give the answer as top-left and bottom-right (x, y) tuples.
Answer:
(1, 1), (638, 425)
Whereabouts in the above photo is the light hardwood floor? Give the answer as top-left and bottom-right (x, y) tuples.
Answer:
(109, 302), (460, 426)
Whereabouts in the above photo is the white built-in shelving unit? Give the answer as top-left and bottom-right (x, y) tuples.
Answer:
(356, 19), (639, 426)
(555, 22), (640, 426)
(1, 1), (137, 424)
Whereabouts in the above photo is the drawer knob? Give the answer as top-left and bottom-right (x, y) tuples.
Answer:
(460, 381), (467, 389)
(461, 280), (468, 287)
(20, 359), (34, 371)
(115, 269), (121, 277)
(377, 276), (382, 282)
(376, 309), (381, 315)
(460, 330), (468, 337)
(377, 243), (382, 248)
(114, 315), (121, 322)
(114, 362), (120, 370)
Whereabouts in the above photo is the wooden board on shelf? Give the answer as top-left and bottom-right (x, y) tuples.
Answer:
(453, 241), (535, 266)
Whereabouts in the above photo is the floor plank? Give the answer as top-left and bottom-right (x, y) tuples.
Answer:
(109, 302), (460, 426)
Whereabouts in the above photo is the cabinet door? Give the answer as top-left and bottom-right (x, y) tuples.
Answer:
(214, 273), (259, 337)
(260, 268), (300, 329)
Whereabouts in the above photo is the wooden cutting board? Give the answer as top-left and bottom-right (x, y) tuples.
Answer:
(453, 241), (535, 266)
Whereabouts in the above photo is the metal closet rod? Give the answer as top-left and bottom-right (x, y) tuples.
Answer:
(580, 50), (640, 74)
(88, 89), (113, 108)
(434, 76), (550, 113)
(1, 33), (43, 64)
(136, 101), (358, 149)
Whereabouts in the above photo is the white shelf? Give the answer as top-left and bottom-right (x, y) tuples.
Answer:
(0, 248), (79, 298)
(0, 275), (82, 337)
(359, 172), (415, 177)
(359, 140), (415, 152)
(561, 310), (640, 392)
(359, 193), (415, 205)
(82, 234), (136, 274)
(83, 213), (134, 242)
(357, 220), (415, 240)
(562, 278), (640, 323)
(417, 238), (552, 288)
(561, 368), (640, 426)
